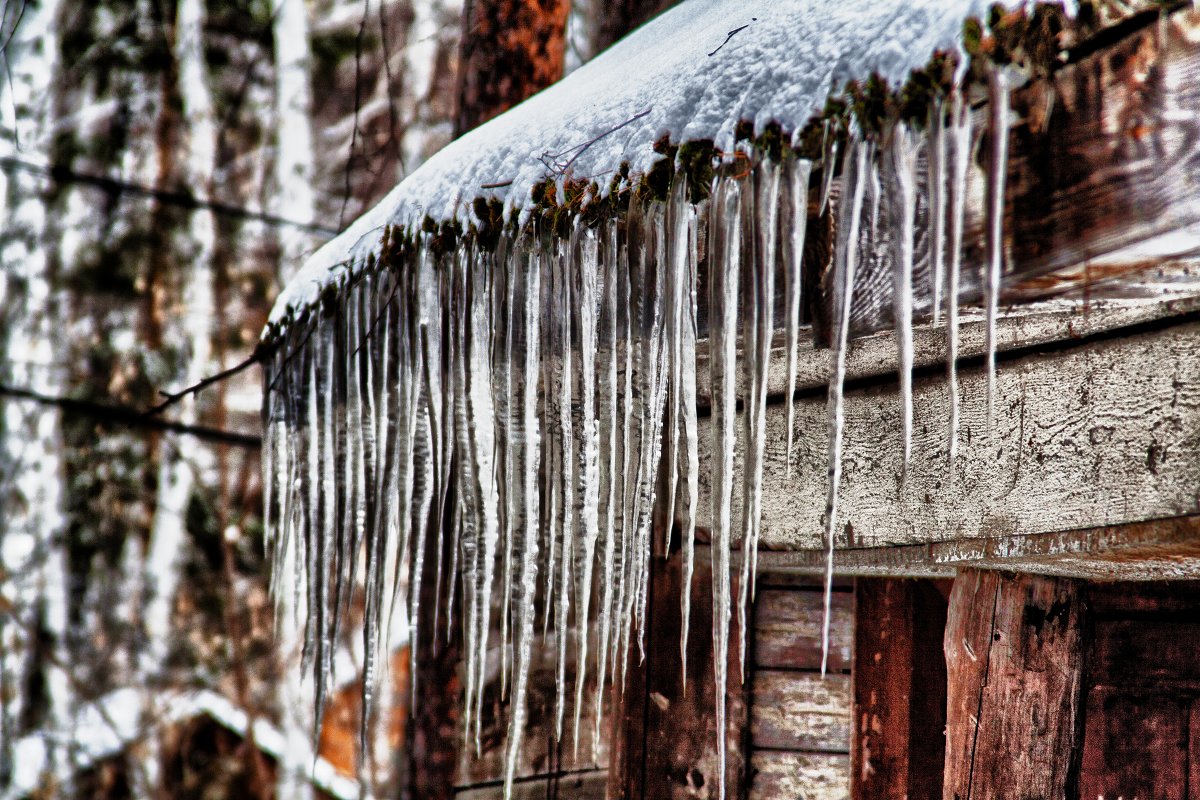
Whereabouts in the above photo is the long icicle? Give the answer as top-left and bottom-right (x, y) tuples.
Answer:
(890, 124), (918, 476)
(710, 175), (741, 800)
(947, 87), (972, 471)
(784, 158), (812, 478)
(822, 137), (869, 676)
(985, 66), (1011, 429)
(573, 223), (601, 757)
(505, 243), (542, 798)
(679, 198), (700, 690)
(927, 98), (948, 325)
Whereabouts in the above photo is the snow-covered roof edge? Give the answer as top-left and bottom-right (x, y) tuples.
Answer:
(267, 0), (1008, 330)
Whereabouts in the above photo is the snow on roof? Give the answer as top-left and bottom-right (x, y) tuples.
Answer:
(269, 0), (991, 325)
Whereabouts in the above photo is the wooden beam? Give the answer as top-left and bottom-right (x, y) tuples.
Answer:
(697, 312), (1200, 568)
(754, 515), (1200, 579)
(611, 544), (748, 799)
(943, 570), (1085, 800)
(806, 6), (1200, 339)
(851, 579), (949, 800)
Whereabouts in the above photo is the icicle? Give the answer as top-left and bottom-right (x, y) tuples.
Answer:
(927, 98), (948, 324)
(466, 249), (501, 753)
(947, 88), (973, 470)
(822, 138), (869, 676)
(573, 223), (602, 756)
(709, 175), (741, 800)
(504, 243), (543, 798)
(819, 120), (838, 215)
(678, 199), (700, 689)
(594, 220), (622, 748)
(553, 234), (576, 741)
(500, 243), (518, 699)
(783, 158), (813, 478)
(739, 159), (780, 678)
(890, 124), (919, 476)
(985, 67), (1011, 429)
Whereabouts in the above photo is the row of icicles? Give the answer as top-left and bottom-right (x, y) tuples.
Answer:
(261, 76), (1010, 799)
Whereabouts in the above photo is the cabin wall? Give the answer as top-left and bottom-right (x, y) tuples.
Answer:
(748, 577), (853, 800)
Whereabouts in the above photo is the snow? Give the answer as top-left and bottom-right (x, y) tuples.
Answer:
(269, 0), (991, 324)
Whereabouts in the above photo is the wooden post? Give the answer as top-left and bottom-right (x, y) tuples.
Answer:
(943, 569), (1085, 800)
(611, 543), (747, 799)
(852, 578), (949, 800)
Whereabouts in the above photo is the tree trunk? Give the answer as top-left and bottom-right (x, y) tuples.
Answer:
(453, 0), (570, 137)
(590, 0), (679, 55)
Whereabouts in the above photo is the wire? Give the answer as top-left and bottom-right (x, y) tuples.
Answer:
(0, 156), (341, 236)
(0, 382), (262, 448)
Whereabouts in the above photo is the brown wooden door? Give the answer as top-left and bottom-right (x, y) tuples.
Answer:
(1079, 582), (1200, 800)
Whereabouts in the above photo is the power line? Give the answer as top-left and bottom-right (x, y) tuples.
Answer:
(0, 155), (341, 236)
(0, 382), (262, 449)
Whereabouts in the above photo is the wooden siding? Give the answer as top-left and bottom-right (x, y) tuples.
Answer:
(748, 578), (853, 800)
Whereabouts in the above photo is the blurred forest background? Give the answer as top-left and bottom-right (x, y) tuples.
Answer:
(0, 0), (674, 797)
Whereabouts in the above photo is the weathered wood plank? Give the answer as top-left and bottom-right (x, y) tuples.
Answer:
(696, 291), (1200, 404)
(453, 769), (607, 800)
(455, 632), (609, 787)
(943, 570), (1085, 800)
(805, 7), (1200, 339)
(698, 316), (1200, 565)
(748, 751), (849, 800)
(754, 589), (853, 671)
(625, 545), (747, 800)
(750, 672), (850, 753)
(754, 514), (1200, 579)
(1079, 687), (1191, 800)
(851, 579), (948, 800)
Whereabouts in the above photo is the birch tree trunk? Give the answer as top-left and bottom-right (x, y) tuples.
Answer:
(0, 0), (74, 792)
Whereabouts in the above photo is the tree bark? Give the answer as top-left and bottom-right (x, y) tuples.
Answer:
(590, 0), (679, 55)
(453, 0), (570, 137)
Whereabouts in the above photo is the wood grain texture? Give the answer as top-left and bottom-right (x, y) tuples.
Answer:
(851, 579), (948, 800)
(754, 514), (1200, 579)
(748, 751), (849, 800)
(750, 671), (851, 753)
(453, 769), (607, 800)
(626, 546), (747, 800)
(754, 588), (853, 671)
(455, 634), (609, 787)
(805, 7), (1200, 340)
(698, 315), (1200, 564)
(943, 570), (1085, 800)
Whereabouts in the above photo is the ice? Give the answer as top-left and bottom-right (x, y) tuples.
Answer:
(784, 159), (813, 478)
(985, 67), (1011, 428)
(822, 138), (869, 676)
(946, 86), (973, 469)
(889, 124), (918, 474)
(709, 176), (741, 800)
(927, 100), (948, 324)
(257, 3), (1033, 794)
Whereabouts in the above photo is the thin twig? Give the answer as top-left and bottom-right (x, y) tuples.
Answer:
(0, 383), (262, 448)
(539, 107), (652, 177)
(146, 348), (266, 416)
(339, 0), (371, 229)
(707, 19), (756, 57)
